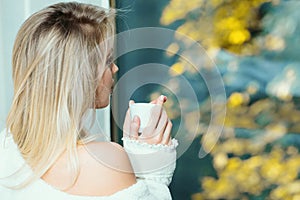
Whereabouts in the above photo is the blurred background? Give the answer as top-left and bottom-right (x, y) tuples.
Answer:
(114, 0), (300, 199)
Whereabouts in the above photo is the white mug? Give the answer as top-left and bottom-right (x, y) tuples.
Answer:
(129, 103), (156, 133)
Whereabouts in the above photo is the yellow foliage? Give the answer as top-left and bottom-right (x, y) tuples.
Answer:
(198, 96), (300, 133)
(176, 21), (204, 41)
(200, 145), (300, 199)
(169, 62), (185, 76)
(159, 1), (300, 199)
(166, 43), (180, 56)
(191, 193), (205, 200)
(271, 181), (300, 199)
(213, 152), (228, 170)
(202, 176), (239, 199)
(228, 29), (250, 45)
(228, 92), (248, 107)
(215, 17), (245, 32)
(195, 96), (300, 199)
(161, 0), (203, 25)
(161, 0), (272, 54)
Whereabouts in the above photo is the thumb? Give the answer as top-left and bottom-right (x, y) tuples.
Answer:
(123, 100), (135, 138)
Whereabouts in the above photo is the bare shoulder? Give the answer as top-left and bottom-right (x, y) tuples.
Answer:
(79, 141), (134, 174)
(43, 141), (137, 196)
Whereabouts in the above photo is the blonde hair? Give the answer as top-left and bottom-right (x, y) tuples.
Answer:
(6, 2), (115, 189)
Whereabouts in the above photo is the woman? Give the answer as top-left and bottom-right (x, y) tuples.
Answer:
(0, 2), (177, 200)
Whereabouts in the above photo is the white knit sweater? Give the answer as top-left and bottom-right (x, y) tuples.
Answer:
(0, 129), (177, 200)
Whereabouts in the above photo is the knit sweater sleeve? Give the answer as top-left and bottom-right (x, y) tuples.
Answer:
(122, 137), (178, 199)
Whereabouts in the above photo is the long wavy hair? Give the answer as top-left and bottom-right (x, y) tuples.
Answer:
(5, 2), (115, 189)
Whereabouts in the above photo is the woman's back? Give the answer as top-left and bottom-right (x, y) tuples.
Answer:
(0, 129), (177, 200)
(42, 140), (136, 196)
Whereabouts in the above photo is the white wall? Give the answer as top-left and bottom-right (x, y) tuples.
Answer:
(0, 0), (111, 140)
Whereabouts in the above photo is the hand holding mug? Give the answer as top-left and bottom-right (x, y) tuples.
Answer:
(123, 95), (172, 145)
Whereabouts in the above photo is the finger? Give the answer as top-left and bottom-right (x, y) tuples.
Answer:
(144, 95), (166, 133)
(129, 115), (140, 140)
(155, 109), (168, 139)
(123, 100), (135, 138)
(150, 95), (167, 104)
(161, 120), (172, 145)
(144, 104), (162, 134)
(123, 109), (131, 138)
(157, 95), (167, 106)
(153, 110), (168, 144)
(150, 99), (157, 104)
